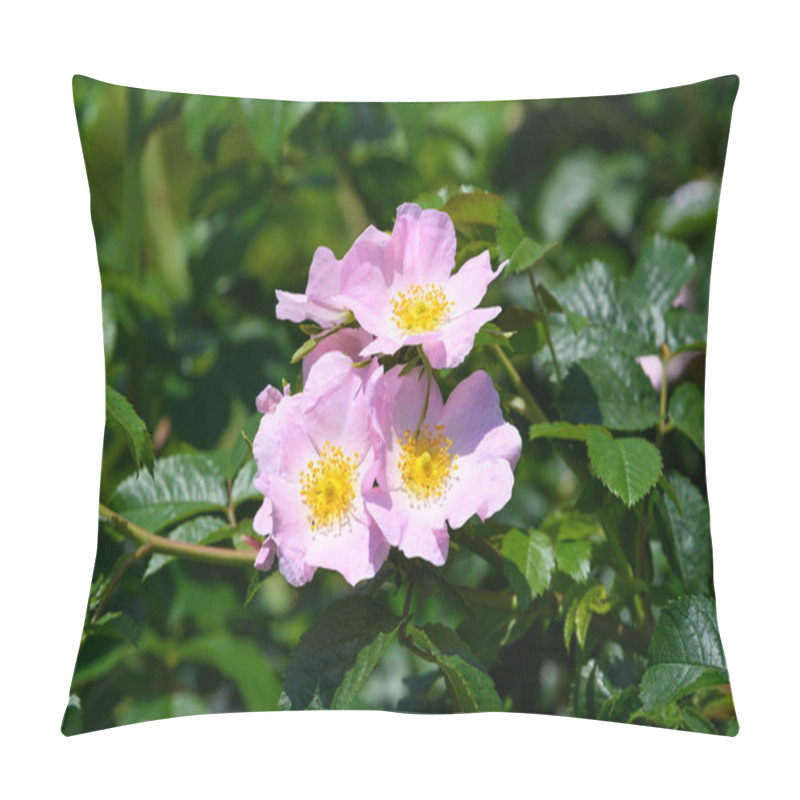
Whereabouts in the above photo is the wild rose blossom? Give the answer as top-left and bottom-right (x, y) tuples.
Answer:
(252, 351), (390, 586)
(275, 226), (390, 328)
(364, 366), (522, 566)
(338, 203), (506, 369)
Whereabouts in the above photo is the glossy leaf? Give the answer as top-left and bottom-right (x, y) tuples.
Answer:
(143, 515), (228, 580)
(105, 385), (155, 476)
(108, 454), (228, 532)
(501, 528), (555, 608)
(640, 596), (728, 711)
(282, 597), (402, 710)
(408, 624), (502, 712)
(560, 354), (660, 431)
(630, 234), (695, 311)
(653, 473), (712, 596)
(586, 429), (662, 507)
(669, 382), (705, 453)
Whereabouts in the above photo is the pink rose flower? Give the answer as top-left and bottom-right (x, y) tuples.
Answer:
(252, 351), (390, 586)
(338, 203), (506, 369)
(275, 226), (390, 328)
(364, 366), (522, 566)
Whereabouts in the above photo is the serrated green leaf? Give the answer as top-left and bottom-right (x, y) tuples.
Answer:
(105, 385), (155, 476)
(505, 237), (558, 277)
(560, 354), (660, 431)
(408, 624), (502, 712)
(108, 454), (228, 532)
(496, 201), (525, 260)
(555, 539), (593, 582)
(87, 610), (140, 646)
(664, 308), (707, 352)
(331, 627), (399, 709)
(564, 582), (610, 650)
(631, 234), (696, 312)
(500, 528), (555, 608)
(231, 459), (260, 505)
(640, 596), (728, 711)
(654, 473), (712, 596)
(669, 382), (705, 453)
(143, 515), (228, 580)
(586, 429), (662, 507)
(282, 597), (402, 710)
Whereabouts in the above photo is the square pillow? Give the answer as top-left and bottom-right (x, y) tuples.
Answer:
(63, 74), (738, 735)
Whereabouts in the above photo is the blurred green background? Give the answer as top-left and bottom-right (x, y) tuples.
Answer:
(68, 75), (736, 731)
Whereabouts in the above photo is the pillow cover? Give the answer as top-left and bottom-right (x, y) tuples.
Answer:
(63, 74), (738, 735)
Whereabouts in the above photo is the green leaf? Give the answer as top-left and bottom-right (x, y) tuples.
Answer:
(537, 149), (599, 240)
(664, 308), (707, 352)
(105, 385), (155, 476)
(529, 421), (594, 442)
(669, 382), (705, 453)
(143, 515), (228, 580)
(559, 354), (660, 431)
(586, 429), (662, 507)
(631, 234), (696, 312)
(496, 201), (526, 260)
(656, 179), (720, 237)
(108, 454), (228, 532)
(653, 473), (712, 596)
(595, 152), (647, 237)
(555, 539), (592, 582)
(61, 694), (83, 737)
(282, 597), (402, 710)
(505, 237), (558, 277)
(231, 459), (260, 505)
(500, 529), (555, 608)
(640, 596), (728, 711)
(408, 624), (502, 712)
(331, 628), (399, 710)
(239, 97), (314, 168)
(87, 611), (140, 646)
(597, 686), (641, 723)
(564, 582), (610, 651)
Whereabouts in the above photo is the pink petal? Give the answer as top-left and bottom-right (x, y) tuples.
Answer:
(253, 394), (317, 484)
(304, 512), (389, 586)
(422, 306), (500, 369)
(385, 204), (456, 286)
(399, 522), (449, 566)
(255, 384), (289, 415)
(439, 369), (518, 458)
(445, 251), (504, 316)
(275, 289), (344, 327)
(305, 246), (342, 301)
(445, 454), (516, 529)
(339, 259), (395, 338)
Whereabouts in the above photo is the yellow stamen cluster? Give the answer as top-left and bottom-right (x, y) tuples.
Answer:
(397, 424), (457, 502)
(299, 442), (358, 532)
(391, 283), (453, 334)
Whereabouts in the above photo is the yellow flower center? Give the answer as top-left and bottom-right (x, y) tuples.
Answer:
(391, 283), (453, 334)
(397, 424), (458, 502)
(300, 442), (359, 531)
